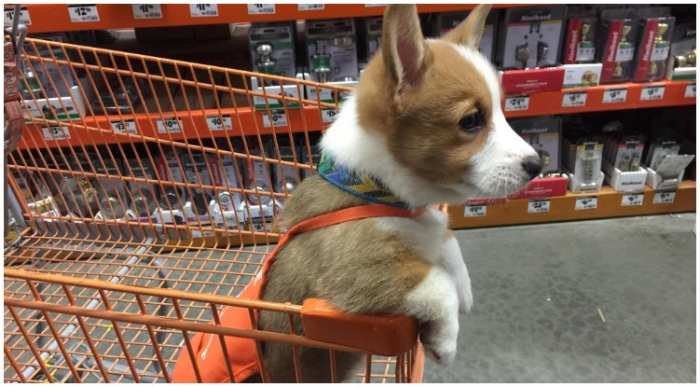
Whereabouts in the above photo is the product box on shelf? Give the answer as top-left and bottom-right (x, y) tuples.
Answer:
(208, 155), (244, 229)
(22, 85), (85, 121)
(433, 10), (498, 60)
(240, 145), (279, 231)
(508, 174), (569, 200)
(645, 138), (681, 170)
(563, 9), (597, 64)
(633, 9), (675, 82)
(306, 18), (359, 83)
(604, 162), (648, 193)
(603, 130), (646, 172)
(248, 22), (297, 77)
(500, 67), (565, 95)
(123, 156), (159, 221)
(496, 6), (566, 69)
(597, 9), (639, 84)
(273, 145), (302, 194)
(668, 21), (696, 80)
(362, 17), (382, 62)
(646, 154), (695, 191)
(562, 63), (602, 88)
(563, 137), (605, 193)
(511, 116), (562, 173)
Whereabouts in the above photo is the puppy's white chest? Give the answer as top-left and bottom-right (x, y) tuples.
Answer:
(374, 209), (454, 265)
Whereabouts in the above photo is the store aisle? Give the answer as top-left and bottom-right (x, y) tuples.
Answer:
(425, 214), (696, 383)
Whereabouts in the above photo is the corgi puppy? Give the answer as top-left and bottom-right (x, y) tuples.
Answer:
(258, 4), (541, 382)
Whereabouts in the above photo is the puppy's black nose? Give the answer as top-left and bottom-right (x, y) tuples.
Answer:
(521, 156), (543, 179)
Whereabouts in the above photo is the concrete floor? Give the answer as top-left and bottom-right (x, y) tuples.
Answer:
(424, 213), (696, 383)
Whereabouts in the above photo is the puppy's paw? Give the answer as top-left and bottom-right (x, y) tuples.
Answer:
(423, 339), (457, 365)
(419, 321), (458, 365)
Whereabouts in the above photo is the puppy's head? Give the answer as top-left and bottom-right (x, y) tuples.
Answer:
(356, 5), (541, 204)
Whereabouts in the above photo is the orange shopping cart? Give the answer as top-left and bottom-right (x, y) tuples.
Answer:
(4, 36), (424, 382)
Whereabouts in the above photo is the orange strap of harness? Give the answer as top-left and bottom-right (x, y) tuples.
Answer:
(172, 204), (423, 383)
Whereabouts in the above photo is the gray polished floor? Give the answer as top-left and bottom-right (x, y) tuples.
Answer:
(425, 213), (696, 383)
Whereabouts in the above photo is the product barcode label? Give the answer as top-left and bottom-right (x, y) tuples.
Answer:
(640, 86), (665, 101)
(42, 126), (70, 140)
(504, 96), (529, 112)
(248, 4), (275, 14)
(464, 205), (487, 217)
(650, 46), (670, 62)
(528, 199), (550, 213)
(576, 46), (595, 62)
(321, 109), (338, 123)
(575, 196), (598, 210)
(684, 83), (696, 98)
(621, 193), (644, 207)
(4, 7), (31, 26)
(132, 4), (162, 19)
(206, 115), (232, 131)
(562, 92), (587, 108)
(653, 191), (676, 204)
(111, 120), (137, 134)
(190, 4), (218, 17)
(298, 4), (324, 11)
(602, 88), (628, 104)
(615, 46), (634, 62)
(68, 4), (99, 22)
(156, 118), (183, 133)
(262, 111), (288, 127)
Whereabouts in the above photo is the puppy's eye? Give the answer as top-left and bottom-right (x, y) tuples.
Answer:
(459, 112), (484, 134)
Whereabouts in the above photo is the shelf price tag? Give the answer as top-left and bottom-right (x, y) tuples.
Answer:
(68, 4), (99, 23)
(132, 4), (162, 19)
(562, 92), (587, 108)
(653, 191), (676, 204)
(321, 109), (338, 123)
(504, 96), (529, 112)
(298, 4), (324, 11)
(640, 85), (665, 101)
(248, 4), (275, 14)
(621, 193), (644, 207)
(464, 205), (487, 217)
(111, 120), (137, 134)
(528, 199), (550, 214)
(190, 4), (218, 17)
(262, 111), (288, 127)
(684, 83), (696, 98)
(206, 115), (233, 131)
(42, 126), (70, 141)
(575, 196), (598, 210)
(156, 118), (183, 133)
(4, 7), (31, 26)
(602, 88), (628, 104)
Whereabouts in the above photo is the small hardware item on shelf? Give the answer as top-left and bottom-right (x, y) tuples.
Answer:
(601, 120), (646, 172)
(563, 6), (598, 64)
(432, 10), (497, 60)
(273, 144), (302, 194)
(248, 22), (297, 77)
(669, 21), (696, 80)
(511, 116), (562, 174)
(562, 63), (602, 87)
(497, 6), (566, 69)
(564, 135), (605, 193)
(645, 153), (695, 191)
(306, 18), (359, 83)
(645, 138), (682, 170)
(633, 8), (675, 82)
(598, 8), (639, 84)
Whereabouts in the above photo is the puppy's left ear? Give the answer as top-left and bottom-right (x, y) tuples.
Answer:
(442, 4), (492, 49)
(382, 4), (430, 91)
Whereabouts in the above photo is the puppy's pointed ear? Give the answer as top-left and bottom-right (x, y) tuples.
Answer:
(382, 4), (430, 91)
(442, 4), (492, 49)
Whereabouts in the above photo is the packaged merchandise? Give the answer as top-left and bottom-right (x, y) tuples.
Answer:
(306, 18), (359, 83)
(248, 22), (297, 77)
(598, 9), (639, 83)
(633, 8), (675, 82)
(511, 116), (562, 174)
(563, 8), (597, 64)
(496, 6), (566, 69)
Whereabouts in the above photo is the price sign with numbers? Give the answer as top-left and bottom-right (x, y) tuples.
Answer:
(42, 126), (70, 141)
(262, 111), (288, 128)
(4, 7), (31, 26)
(156, 118), (182, 133)
(602, 88), (627, 104)
(111, 120), (137, 134)
(653, 191), (676, 204)
(298, 4), (324, 11)
(504, 96), (529, 112)
(640, 86), (665, 101)
(621, 194), (644, 207)
(321, 109), (337, 123)
(248, 4), (275, 14)
(562, 92), (587, 108)
(575, 196), (598, 210)
(528, 199), (550, 214)
(68, 4), (99, 22)
(464, 205), (487, 217)
(685, 83), (696, 98)
(206, 115), (232, 131)
(132, 4), (162, 19)
(190, 4), (218, 17)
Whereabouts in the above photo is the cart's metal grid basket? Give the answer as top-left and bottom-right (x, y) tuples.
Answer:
(5, 37), (423, 383)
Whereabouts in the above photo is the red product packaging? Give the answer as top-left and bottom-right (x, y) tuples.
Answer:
(564, 17), (597, 64)
(633, 16), (675, 82)
(508, 175), (569, 200)
(500, 67), (565, 95)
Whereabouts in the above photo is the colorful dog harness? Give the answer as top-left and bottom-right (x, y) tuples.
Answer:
(172, 203), (422, 383)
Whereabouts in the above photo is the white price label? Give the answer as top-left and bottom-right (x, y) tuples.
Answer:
(504, 96), (529, 112)
(684, 83), (696, 98)
(464, 205), (487, 217)
(42, 126), (70, 141)
(562, 92), (587, 108)
(321, 109), (338, 123)
(621, 194), (644, 207)
(615, 46), (634, 62)
(68, 4), (99, 23)
(190, 4), (218, 17)
(650, 46), (670, 62)
(262, 111), (288, 127)
(111, 120), (137, 134)
(298, 4), (324, 11)
(248, 4), (275, 14)
(156, 118), (183, 133)
(653, 191), (676, 204)
(4, 7), (31, 26)
(132, 4), (162, 19)
(206, 115), (232, 131)
(576, 46), (595, 62)
(528, 199), (550, 214)
(602, 88), (628, 104)
(575, 196), (598, 210)
(640, 86), (665, 101)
